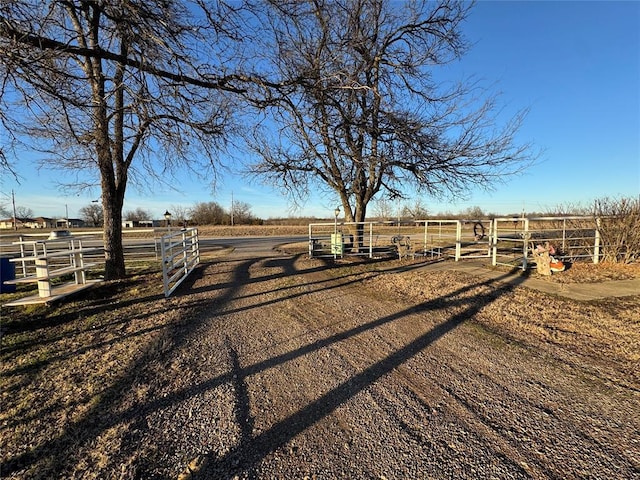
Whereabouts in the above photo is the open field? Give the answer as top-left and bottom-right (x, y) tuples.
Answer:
(1, 247), (639, 479)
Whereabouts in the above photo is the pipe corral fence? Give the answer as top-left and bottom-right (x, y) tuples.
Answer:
(0, 228), (200, 266)
(1, 228), (200, 299)
(161, 228), (200, 298)
(309, 216), (604, 269)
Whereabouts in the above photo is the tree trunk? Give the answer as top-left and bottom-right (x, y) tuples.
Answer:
(352, 199), (367, 251)
(102, 188), (126, 280)
(99, 139), (127, 279)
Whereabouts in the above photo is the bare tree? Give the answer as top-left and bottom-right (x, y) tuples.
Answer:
(14, 206), (34, 219)
(593, 196), (640, 264)
(0, 146), (16, 179)
(248, 0), (535, 246)
(230, 200), (254, 225)
(124, 207), (152, 222)
(0, 1), (250, 279)
(402, 199), (429, 220)
(79, 203), (104, 227)
(0, 203), (10, 218)
(372, 198), (394, 221)
(0, 115), (19, 179)
(190, 201), (226, 225)
(461, 205), (485, 219)
(170, 205), (192, 227)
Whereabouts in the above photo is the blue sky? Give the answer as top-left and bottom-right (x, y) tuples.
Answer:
(2, 0), (639, 220)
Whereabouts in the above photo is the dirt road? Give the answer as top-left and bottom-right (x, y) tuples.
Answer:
(121, 253), (639, 478)
(2, 249), (639, 479)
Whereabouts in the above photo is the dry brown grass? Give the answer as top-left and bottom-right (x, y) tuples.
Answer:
(1, 266), (176, 478)
(547, 260), (640, 283)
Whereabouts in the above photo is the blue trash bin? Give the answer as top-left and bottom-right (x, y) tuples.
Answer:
(0, 257), (16, 293)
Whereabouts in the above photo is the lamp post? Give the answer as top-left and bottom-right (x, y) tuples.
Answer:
(164, 210), (172, 233)
(334, 206), (340, 235)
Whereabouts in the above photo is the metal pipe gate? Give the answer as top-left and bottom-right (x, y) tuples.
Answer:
(161, 228), (200, 298)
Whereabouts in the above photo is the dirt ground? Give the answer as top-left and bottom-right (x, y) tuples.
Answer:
(1, 249), (639, 479)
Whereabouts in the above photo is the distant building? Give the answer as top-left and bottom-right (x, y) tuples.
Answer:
(0, 216), (83, 229)
(122, 219), (154, 228)
(0, 217), (27, 229)
(26, 217), (56, 229)
(55, 218), (85, 228)
(0, 217), (54, 229)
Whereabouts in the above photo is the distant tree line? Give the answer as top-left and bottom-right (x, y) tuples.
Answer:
(186, 201), (261, 226)
(78, 201), (261, 227)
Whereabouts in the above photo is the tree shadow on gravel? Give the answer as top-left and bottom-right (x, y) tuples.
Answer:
(194, 268), (527, 478)
(172, 255), (397, 320)
(173, 253), (388, 299)
(1, 254), (524, 478)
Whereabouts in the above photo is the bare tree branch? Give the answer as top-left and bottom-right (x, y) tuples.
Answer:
(0, 16), (249, 93)
(246, 0), (537, 245)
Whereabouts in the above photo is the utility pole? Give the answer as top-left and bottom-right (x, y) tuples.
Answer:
(230, 191), (234, 226)
(12, 189), (17, 231)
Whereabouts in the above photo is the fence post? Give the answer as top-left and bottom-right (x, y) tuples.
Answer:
(369, 223), (373, 258)
(182, 230), (188, 275)
(491, 219), (498, 266)
(423, 221), (428, 257)
(486, 219), (493, 258)
(522, 218), (530, 271)
(161, 235), (169, 296)
(455, 220), (462, 261)
(18, 235), (28, 278)
(593, 217), (601, 264)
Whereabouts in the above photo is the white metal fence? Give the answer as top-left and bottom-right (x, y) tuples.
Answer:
(309, 216), (603, 269)
(308, 221), (423, 258)
(0, 229), (162, 266)
(309, 222), (378, 258)
(308, 220), (493, 260)
(161, 228), (200, 298)
(489, 216), (600, 269)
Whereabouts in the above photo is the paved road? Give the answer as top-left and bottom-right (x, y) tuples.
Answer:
(0, 234), (308, 259)
(201, 236), (307, 257)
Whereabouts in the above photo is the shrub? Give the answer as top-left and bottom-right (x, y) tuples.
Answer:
(594, 196), (640, 264)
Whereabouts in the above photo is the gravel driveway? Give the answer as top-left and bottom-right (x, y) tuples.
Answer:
(2, 249), (638, 479)
(120, 251), (638, 479)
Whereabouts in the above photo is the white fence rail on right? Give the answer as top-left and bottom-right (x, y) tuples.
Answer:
(161, 228), (200, 298)
(308, 216), (604, 269)
(490, 216), (600, 270)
